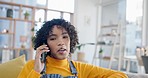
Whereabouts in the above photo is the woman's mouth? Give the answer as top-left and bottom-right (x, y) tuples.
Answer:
(57, 48), (67, 54)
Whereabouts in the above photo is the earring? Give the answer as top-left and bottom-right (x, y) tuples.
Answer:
(68, 53), (72, 60)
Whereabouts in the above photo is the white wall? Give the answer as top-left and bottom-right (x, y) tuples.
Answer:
(102, 4), (118, 25)
(73, 0), (124, 65)
(74, 0), (98, 64)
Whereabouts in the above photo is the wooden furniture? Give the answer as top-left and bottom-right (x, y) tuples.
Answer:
(0, 1), (74, 63)
(92, 23), (123, 70)
(92, 0), (126, 71)
(0, 1), (37, 62)
(124, 56), (138, 73)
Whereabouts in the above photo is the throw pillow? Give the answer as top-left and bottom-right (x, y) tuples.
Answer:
(0, 55), (26, 78)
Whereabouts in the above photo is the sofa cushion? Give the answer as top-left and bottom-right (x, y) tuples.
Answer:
(0, 55), (26, 78)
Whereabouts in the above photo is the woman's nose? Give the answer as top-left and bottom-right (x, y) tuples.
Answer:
(58, 39), (64, 46)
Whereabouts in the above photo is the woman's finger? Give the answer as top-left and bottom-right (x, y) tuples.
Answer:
(36, 45), (49, 51)
(35, 49), (50, 59)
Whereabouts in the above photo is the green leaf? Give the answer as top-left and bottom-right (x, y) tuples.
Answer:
(99, 48), (103, 53)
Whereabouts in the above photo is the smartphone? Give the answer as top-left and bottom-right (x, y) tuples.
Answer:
(40, 43), (48, 63)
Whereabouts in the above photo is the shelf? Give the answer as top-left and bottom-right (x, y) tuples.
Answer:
(0, 17), (33, 22)
(0, 1), (36, 60)
(102, 56), (118, 61)
(0, 1), (72, 14)
(0, 1), (47, 10)
(101, 24), (118, 28)
(0, 32), (14, 35)
(0, 47), (30, 50)
(98, 44), (120, 47)
(101, 34), (120, 37)
(94, 45), (119, 47)
(94, 56), (118, 61)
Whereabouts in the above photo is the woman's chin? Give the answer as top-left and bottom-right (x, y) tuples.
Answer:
(53, 55), (68, 60)
(50, 53), (69, 60)
(58, 56), (67, 60)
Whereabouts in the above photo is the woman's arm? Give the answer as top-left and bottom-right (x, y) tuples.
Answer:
(17, 60), (41, 78)
(74, 62), (128, 78)
(17, 44), (49, 78)
(87, 66), (128, 78)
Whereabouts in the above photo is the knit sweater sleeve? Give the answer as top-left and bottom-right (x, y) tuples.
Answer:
(17, 60), (41, 78)
(73, 61), (128, 78)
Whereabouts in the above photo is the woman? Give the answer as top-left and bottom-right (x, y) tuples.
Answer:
(18, 19), (128, 78)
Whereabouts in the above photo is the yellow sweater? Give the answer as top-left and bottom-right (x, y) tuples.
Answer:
(17, 56), (128, 78)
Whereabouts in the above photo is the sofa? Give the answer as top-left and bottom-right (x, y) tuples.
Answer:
(0, 55), (26, 78)
(127, 73), (148, 78)
(0, 55), (148, 78)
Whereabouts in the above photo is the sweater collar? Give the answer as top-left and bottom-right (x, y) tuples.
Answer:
(46, 56), (69, 66)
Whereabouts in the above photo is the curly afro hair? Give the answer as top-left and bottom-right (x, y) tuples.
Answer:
(33, 19), (79, 54)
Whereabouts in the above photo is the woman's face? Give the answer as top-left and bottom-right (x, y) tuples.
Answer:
(47, 25), (70, 60)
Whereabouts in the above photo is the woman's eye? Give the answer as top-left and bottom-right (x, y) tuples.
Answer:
(63, 36), (68, 39)
(50, 38), (56, 40)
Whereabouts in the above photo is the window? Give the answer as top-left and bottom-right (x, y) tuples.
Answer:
(48, 0), (74, 13)
(125, 0), (143, 55)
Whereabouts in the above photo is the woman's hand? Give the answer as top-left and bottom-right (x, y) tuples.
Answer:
(34, 44), (50, 73)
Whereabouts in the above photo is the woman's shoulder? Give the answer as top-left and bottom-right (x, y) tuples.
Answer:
(71, 60), (94, 67)
(71, 60), (85, 64)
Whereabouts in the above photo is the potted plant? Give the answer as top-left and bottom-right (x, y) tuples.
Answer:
(76, 44), (86, 62)
(24, 11), (30, 20)
(76, 43), (94, 62)
(99, 47), (103, 59)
